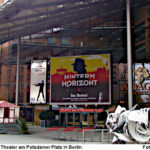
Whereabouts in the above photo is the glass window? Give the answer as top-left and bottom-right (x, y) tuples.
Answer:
(134, 22), (145, 43)
(134, 44), (146, 60)
(135, 44), (146, 53)
(61, 37), (70, 45)
(148, 7), (150, 14)
(48, 37), (56, 44)
(21, 83), (24, 90)
(133, 10), (141, 21)
(134, 22), (145, 33)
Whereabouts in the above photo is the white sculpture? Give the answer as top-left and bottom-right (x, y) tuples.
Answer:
(106, 104), (150, 143)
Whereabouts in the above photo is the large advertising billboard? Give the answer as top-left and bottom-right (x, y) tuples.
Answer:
(133, 63), (150, 103)
(50, 54), (111, 104)
(30, 60), (46, 104)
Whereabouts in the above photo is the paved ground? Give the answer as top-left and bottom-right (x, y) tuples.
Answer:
(0, 126), (112, 144)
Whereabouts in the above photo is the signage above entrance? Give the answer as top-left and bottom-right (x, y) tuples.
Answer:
(59, 108), (104, 113)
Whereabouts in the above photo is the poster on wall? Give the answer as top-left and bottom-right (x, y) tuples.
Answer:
(133, 63), (150, 103)
(50, 54), (111, 104)
(30, 60), (46, 104)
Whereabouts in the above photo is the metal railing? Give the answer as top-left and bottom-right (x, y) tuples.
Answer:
(82, 129), (112, 143)
(48, 127), (112, 143)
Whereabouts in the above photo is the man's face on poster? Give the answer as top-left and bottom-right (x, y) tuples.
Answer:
(72, 58), (86, 74)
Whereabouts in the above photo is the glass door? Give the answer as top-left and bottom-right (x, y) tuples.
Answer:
(75, 113), (80, 126)
(68, 113), (73, 126)
(60, 113), (65, 127)
(82, 112), (88, 126)
(89, 113), (95, 126)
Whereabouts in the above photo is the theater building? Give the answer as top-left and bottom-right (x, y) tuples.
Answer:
(0, 0), (149, 126)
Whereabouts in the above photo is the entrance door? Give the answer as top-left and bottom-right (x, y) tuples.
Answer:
(68, 113), (73, 126)
(60, 113), (65, 126)
(89, 113), (95, 126)
(82, 112), (88, 126)
(75, 113), (80, 126)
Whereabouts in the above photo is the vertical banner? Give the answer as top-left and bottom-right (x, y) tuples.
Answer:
(51, 54), (111, 104)
(133, 63), (150, 103)
(30, 60), (46, 104)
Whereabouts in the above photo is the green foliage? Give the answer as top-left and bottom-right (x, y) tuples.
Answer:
(19, 118), (29, 134)
(39, 111), (55, 120)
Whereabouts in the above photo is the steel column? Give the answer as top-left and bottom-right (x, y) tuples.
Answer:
(126, 0), (133, 109)
(15, 37), (21, 105)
